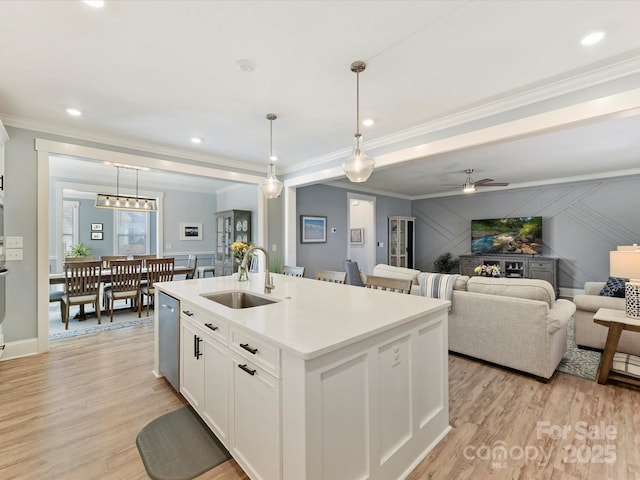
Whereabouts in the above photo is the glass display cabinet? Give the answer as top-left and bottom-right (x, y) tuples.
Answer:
(215, 209), (252, 276)
(388, 216), (415, 269)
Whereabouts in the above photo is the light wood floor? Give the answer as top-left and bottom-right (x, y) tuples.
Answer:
(1, 324), (638, 480)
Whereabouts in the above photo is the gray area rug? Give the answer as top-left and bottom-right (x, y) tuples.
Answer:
(49, 316), (154, 339)
(136, 406), (231, 480)
(49, 300), (153, 340)
(556, 317), (601, 381)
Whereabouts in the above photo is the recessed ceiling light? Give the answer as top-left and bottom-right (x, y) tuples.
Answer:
(236, 59), (256, 73)
(581, 30), (605, 46)
(362, 118), (374, 127)
(66, 108), (82, 116)
(84, 0), (105, 7)
(191, 137), (202, 144)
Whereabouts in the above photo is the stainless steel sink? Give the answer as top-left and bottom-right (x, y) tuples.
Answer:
(201, 291), (278, 309)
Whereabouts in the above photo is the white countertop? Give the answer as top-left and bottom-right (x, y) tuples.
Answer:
(156, 272), (450, 360)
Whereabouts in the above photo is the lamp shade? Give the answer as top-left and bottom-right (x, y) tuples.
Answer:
(610, 248), (640, 280)
(342, 134), (375, 183)
(610, 246), (640, 319)
(260, 164), (283, 198)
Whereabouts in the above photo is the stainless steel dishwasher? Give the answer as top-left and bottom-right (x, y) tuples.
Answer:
(158, 291), (180, 391)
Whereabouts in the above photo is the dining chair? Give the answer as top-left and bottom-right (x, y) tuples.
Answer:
(100, 255), (127, 269)
(283, 265), (305, 277)
(49, 289), (66, 323)
(365, 275), (412, 294)
(105, 259), (143, 322)
(100, 255), (128, 306)
(185, 254), (198, 280)
(315, 269), (347, 284)
(61, 260), (102, 330)
(133, 254), (157, 267)
(343, 260), (364, 286)
(141, 258), (175, 316)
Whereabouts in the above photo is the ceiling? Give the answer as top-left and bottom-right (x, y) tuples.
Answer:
(2, 1), (640, 197)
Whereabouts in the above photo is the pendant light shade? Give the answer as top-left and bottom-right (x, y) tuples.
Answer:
(343, 60), (375, 183)
(260, 113), (283, 199)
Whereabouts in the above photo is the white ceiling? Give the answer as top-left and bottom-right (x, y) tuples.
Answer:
(2, 1), (640, 197)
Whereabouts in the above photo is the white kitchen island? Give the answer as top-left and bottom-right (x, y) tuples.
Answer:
(154, 272), (451, 480)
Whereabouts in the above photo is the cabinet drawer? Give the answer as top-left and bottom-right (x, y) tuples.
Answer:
(230, 328), (280, 378)
(181, 301), (228, 344)
(529, 261), (553, 271)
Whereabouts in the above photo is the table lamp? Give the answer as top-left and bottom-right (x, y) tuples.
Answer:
(610, 245), (640, 319)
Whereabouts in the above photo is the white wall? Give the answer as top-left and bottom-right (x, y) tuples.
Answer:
(349, 197), (375, 275)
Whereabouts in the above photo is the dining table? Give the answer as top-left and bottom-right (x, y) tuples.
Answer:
(48, 265), (194, 285)
(49, 265), (194, 319)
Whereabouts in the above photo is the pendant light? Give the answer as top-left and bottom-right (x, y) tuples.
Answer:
(260, 113), (284, 199)
(95, 165), (157, 211)
(342, 60), (375, 182)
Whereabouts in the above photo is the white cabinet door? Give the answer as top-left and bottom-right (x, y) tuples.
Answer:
(180, 321), (204, 409)
(203, 334), (229, 445)
(181, 317), (231, 447)
(230, 355), (281, 480)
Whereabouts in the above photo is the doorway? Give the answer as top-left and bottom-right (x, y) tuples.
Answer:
(347, 193), (376, 276)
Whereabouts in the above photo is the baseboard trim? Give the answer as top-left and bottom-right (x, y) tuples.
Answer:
(0, 338), (39, 361)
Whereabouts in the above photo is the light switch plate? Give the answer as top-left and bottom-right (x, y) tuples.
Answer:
(6, 236), (23, 248)
(6, 248), (23, 261)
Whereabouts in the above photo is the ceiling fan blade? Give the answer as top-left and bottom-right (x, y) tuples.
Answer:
(475, 178), (509, 187)
(439, 184), (462, 187)
(473, 178), (494, 185)
(479, 182), (510, 187)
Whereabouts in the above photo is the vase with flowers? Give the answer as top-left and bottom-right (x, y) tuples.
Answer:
(474, 264), (501, 277)
(231, 241), (253, 281)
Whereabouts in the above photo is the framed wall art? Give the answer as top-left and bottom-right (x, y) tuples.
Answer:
(180, 222), (202, 240)
(350, 228), (364, 244)
(300, 215), (327, 243)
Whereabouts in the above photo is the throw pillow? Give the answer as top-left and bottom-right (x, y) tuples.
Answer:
(599, 277), (627, 298)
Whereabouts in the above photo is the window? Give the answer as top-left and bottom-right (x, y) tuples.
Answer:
(115, 210), (151, 255)
(62, 200), (79, 254)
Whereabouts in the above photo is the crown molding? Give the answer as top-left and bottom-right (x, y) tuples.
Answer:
(282, 54), (640, 176)
(0, 113), (265, 174)
(3, 53), (640, 182)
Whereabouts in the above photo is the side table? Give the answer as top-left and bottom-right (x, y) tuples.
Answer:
(593, 308), (640, 386)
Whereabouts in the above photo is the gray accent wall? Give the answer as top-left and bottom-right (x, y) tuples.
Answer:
(296, 184), (411, 277)
(412, 175), (640, 289)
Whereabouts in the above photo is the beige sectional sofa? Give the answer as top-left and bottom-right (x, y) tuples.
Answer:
(572, 282), (639, 355)
(371, 264), (576, 380)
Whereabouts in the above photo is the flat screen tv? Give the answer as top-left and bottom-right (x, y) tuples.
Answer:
(471, 216), (542, 255)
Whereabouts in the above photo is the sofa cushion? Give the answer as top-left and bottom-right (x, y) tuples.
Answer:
(466, 277), (555, 307)
(599, 277), (627, 298)
(372, 264), (420, 283)
(418, 272), (468, 291)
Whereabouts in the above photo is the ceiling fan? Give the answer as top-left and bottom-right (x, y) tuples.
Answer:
(442, 169), (509, 193)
